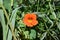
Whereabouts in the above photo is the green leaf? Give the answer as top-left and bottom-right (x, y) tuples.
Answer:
(0, 0), (3, 7)
(19, 0), (23, 4)
(7, 30), (12, 40)
(50, 15), (55, 19)
(18, 20), (26, 28)
(15, 29), (19, 37)
(46, 0), (51, 1)
(30, 29), (36, 39)
(43, 16), (48, 22)
(24, 31), (29, 38)
(4, 0), (11, 12)
(0, 0), (3, 4)
(57, 12), (60, 18)
(49, 32), (59, 40)
(34, 12), (46, 17)
(13, 0), (18, 8)
(7, 7), (19, 40)
(11, 0), (13, 6)
(50, 12), (56, 19)
(57, 22), (60, 30)
(0, 9), (8, 40)
(40, 32), (47, 40)
(10, 7), (19, 28)
(38, 22), (44, 31)
(29, 0), (35, 4)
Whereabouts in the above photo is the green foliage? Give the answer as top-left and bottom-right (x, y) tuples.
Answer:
(4, 0), (11, 12)
(0, 0), (60, 40)
(0, 9), (8, 40)
(30, 29), (36, 39)
(57, 22), (60, 30)
(40, 32), (47, 40)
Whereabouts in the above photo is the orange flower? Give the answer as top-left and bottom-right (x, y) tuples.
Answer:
(23, 13), (38, 27)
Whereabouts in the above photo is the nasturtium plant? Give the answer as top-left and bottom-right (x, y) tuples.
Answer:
(30, 29), (36, 39)
(0, 0), (60, 40)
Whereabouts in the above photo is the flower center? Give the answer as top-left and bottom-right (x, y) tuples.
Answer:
(28, 18), (33, 22)
(28, 19), (32, 22)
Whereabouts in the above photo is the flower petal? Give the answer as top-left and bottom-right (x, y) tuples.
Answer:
(32, 20), (38, 26)
(31, 13), (37, 20)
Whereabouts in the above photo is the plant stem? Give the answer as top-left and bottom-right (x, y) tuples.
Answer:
(37, 0), (39, 12)
(1, 5), (17, 40)
(11, 0), (13, 6)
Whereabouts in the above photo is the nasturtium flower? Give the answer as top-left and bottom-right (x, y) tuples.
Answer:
(23, 13), (38, 27)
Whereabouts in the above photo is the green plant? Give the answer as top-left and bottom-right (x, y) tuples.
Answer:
(0, 0), (60, 40)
